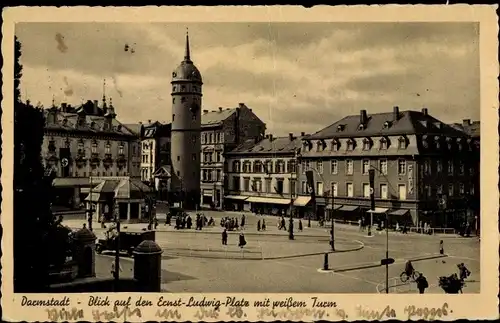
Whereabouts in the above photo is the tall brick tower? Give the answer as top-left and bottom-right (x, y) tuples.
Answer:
(170, 30), (202, 209)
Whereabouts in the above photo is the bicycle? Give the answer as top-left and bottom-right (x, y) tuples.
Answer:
(400, 270), (420, 283)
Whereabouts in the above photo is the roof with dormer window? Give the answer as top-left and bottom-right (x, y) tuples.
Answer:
(226, 136), (304, 156)
(306, 110), (466, 140)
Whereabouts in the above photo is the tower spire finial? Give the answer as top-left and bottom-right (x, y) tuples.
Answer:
(184, 28), (191, 61)
(102, 78), (107, 106)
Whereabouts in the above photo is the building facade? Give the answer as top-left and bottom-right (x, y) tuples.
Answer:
(42, 98), (141, 208)
(139, 120), (171, 182)
(297, 107), (478, 228)
(200, 103), (266, 208)
(170, 31), (202, 209)
(224, 133), (302, 215)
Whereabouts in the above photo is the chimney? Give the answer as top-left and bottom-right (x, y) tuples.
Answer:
(93, 100), (99, 115)
(393, 106), (399, 121)
(360, 109), (368, 124)
(203, 109), (209, 114)
(265, 134), (270, 139)
(301, 132), (305, 137)
(269, 134), (273, 142)
(148, 119), (152, 124)
(289, 133), (294, 141)
(218, 107), (223, 112)
(422, 108), (428, 116)
(463, 119), (471, 127)
(61, 103), (67, 112)
(238, 103), (245, 109)
(139, 122), (142, 125)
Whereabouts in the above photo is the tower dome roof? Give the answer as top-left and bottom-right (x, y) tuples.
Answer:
(172, 30), (203, 83)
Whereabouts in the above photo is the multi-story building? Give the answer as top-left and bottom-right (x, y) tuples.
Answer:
(139, 120), (171, 183)
(297, 107), (478, 228)
(43, 98), (141, 208)
(200, 103), (266, 208)
(224, 133), (302, 215)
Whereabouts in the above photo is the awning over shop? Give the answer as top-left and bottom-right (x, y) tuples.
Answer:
(326, 204), (343, 210)
(293, 196), (311, 206)
(340, 205), (360, 212)
(225, 195), (249, 201)
(367, 207), (389, 214)
(390, 209), (410, 216)
(84, 192), (104, 202)
(53, 177), (92, 187)
(246, 196), (290, 205)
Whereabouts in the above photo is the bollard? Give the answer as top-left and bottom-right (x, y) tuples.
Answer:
(439, 240), (444, 255)
(323, 253), (329, 270)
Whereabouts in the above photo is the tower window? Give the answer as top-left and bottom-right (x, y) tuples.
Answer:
(173, 85), (177, 92)
(192, 114), (197, 121)
(181, 85), (186, 91)
(177, 156), (180, 161)
(181, 97), (186, 103)
(173, 98), (175, 104)
(192, 153), (196, 161)
(172, 114), (175, 121)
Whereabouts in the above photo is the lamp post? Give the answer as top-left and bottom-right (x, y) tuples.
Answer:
(308, 166), (331, 247)
(113, 199), (121, 284)
(326, 190), (335, 251)
(289, 181), (295, 240)
(83, 147), (95, 231)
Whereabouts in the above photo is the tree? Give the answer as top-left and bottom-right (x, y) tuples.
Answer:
(13, 37), (68, 292)
(14, 36), (23, 102)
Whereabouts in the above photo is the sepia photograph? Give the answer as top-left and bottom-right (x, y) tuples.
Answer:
(2, 5), (498, 322)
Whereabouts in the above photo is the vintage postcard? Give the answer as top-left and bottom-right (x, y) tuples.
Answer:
(1, 5), (498, 322)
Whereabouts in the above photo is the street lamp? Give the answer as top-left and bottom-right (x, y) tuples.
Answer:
(308, 167), (333, 248)
(289, 181), (296, 240)
(81, 147), (95, 231)
(325, 190), (335, 251)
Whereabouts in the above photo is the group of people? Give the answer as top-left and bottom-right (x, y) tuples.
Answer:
(276, 216), (303, 232)
(405, 260), (472, 294)
(163, 212), (215, 230)
(221, 214), (245, 231)
(221, 229), (247, 247)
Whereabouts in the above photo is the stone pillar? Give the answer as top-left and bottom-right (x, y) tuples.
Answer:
(73, 228), (97, 278)
(133, 240), (163, 292)
(127, 203), (131, 221)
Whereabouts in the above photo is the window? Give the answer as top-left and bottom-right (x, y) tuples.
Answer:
(346, 160), (353, 175)
(470, 184), (475, 195)
(302, 160), (310, 174)
(330, 182), (338, 197)
(216, 133), (221, 143)
(459, 183), (465, 194)
(243, 178), (250, 191)
(437, 185), (443, 195)
(119, 143), (124, 155)
(216, 152), (222, 162)
(437, 160), (443, 173)
(362, 138), (371, 150)
(398, 137), (407, 149)
(192, 113), (197, 121)
(424, 159), (431, 175)
(301, 181), (307, 194)
(209, 133), (213, 143)
(287, 160), (296, 173)
(243, 162), (251, 173)
(172, 98), (175, 104)
(276, 160), (285, 173)
(233, 161), (240, 172)
(316, 141), (323, 152)
(181, 97), (186, 103)
(316, 160), (323, 174)
(232, 177), (240, 191)
(254, 161), (262, 173)
(91, 141), (97, 153)
(202, 169), (208, 181)
(172, 114), (175, 121)
(181, 85), (186, 92)
(380, 159), (388, 175)
(398, 159), (406, 175)
(346, 183), (354, 197)
(216, 170), (221, 181)
(363, 183), (370, 198)
(192, 153), (197, 161)
(380, 184), (388, 199)
(398, 184), (407, 200)
(470, 166), (475, 175)
(448, 183), (454, 197)
(177, 156), (180, 161)
(276, 180), (284, 194)
(362, 160), (370, 175)
(425, 185), (431, 197)
(331, 140), (340, 151)
(447, 160), (454, 175)
(459, 161), (465, 175)
(380, 137), (388, 150)
(265, 178), (272, 193)
(347, 139), (355, 151)
(317, 182), (324, 196)
(331, 160), (338, 174)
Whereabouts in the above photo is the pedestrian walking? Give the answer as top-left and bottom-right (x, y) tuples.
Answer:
(395, 222), (400, 232)
(358, 218), (362, 231)
(262, 219), (266, 231)
(235, 218), (239, 229)
(241, 214), (246, 228)
(238, 232), (247, 248)
(439, 240), (444, 255)
(222, 229), (228, 245)
(416, 273), (429, 294)
(154, 217), (159, 230)
(187, 215), (192, 229)
(298, 219), (303, 232)
(257, 219), (261, 231)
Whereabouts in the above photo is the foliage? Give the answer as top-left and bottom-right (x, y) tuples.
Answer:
(13, 37), (72, 292)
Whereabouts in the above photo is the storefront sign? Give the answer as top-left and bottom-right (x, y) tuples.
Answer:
(408, 164), (414, 194)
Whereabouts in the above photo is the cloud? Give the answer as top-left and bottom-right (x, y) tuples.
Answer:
(16, 22), (479, 135)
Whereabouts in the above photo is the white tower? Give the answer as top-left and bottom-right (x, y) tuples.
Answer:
(170, 30), (202, 209)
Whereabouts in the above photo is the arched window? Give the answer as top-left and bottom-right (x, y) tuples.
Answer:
(91, 141), (98, 153)
(422, 135), (429, 148)
(379, 137), (389, 150)
(331, 139), (340, 151)
(362, 138), (371, 150)
(398, 136), (408, 149)
(105, 141), (111, 154)
(346, 138), (355, 151)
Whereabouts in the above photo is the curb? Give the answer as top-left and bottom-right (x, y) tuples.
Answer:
(161, 240), (365, 261)
(331, 253), (449, 273)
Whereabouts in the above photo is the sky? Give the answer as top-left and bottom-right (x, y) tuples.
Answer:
(15, 22), (479, 135)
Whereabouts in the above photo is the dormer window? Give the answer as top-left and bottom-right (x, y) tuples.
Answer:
(346, 139), (355, 151)
(48, 139), (56, 152)
(456, 138), (463, 150)
(302, 141), (308, 152)
(434, 122), (442, 129)
(446, 137), (453, 150)
(78, 118), (85, 126)
(398, 136), (407, 149)
(62, 118), (68, 126)
(331, 139), (340, 151)
(91, 141), (98, 153)
(379, 137), (389, 150)
(362, 138), (371, 150)
(316, 140), (324, 152)
(105, 142), (111, 154)
(434, 136), (441, 149)
(119, 143), (124, 155)
(337, 124), (345, 132)
(383, 121), (392, 129)
(358, 124), (365, 131)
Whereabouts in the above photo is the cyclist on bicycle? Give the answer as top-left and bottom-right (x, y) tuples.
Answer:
(457, 263), (471, 280)
(405, 260), (415, 277)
